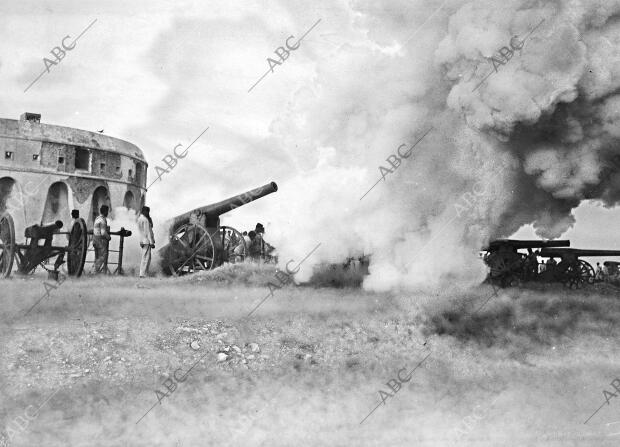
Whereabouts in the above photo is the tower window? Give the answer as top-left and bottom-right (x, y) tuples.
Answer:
(5, 151), (13, 160)
(75, 148), (90, 171)
(100, 162), (106, 172)
(115, 166), (121, 174)
(33, 154), (39, 161)
(58, 156), (65, 164)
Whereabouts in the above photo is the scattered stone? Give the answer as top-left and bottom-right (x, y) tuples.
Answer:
(216, 333), (228, 340)
(190, 340), (201, 350)
(217, 352), (228, 362)
(246, 354), (255, 360)
(249, 343), (260, 353)
(232, 345), (241, 353)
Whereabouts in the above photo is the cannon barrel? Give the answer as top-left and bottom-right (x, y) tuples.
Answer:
(24, 220), (63, 239)
(539, 248), (620, 258)
(484, 239), (570, 251)
(170, 182), (278, 230)
(87, 228), (132, 237)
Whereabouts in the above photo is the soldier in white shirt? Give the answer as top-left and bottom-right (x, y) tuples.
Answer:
(93, 205), (111, 274)
(137, 206), (155, 278)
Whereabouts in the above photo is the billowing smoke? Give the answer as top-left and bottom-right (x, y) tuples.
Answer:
(438, 0), (620, 238)
(131, 0), (620, 290)
(247, 0), (620, 291)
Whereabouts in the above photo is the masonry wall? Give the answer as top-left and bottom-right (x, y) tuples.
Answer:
(0, 115), (148, 235)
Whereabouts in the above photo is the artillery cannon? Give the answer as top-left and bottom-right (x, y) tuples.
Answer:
(159, 181), (278, 275)
(0, 211), (88, 278)
(482, 239), (570, 287)
(538, 248), (620, 288)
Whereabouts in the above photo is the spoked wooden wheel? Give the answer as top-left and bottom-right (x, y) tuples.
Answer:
(487, 253), (521, 288)
(563, 262), (585, 289)
(67, 218), (88, 277)
(0, 212), (15, 278)
(579, 260), (595, 285)
(169, 223), (216, 276)
(219, 225), (246, 264)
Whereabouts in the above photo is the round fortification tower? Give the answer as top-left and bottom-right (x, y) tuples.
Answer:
(0, 112), (147, 233)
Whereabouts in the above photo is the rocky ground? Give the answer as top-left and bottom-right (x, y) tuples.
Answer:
(1, 269), (620, 446)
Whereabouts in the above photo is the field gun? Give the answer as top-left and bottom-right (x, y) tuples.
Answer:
(538, 248), (620, 288)
(159, 181), (278, 275)
(482, 239), (570, 287)
(0, 211), (88, 278)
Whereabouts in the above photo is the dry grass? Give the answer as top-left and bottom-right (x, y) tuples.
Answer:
(1, 274), (620, 446)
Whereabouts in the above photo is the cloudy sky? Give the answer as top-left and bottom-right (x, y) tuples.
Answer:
(3, 0), (327, 218)
(4, 0), (620, 287)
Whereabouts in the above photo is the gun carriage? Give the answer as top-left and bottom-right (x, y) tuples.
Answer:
(483, 239), (620, 289)
(538, 248), (620, 288)
(482, 239), (570, 287)
(159, 182), (278, 276)
(0, 211), (88, 278)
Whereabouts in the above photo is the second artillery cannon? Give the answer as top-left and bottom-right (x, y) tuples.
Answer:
(538, 248), (620, 288)
(159, 181), (278, 276)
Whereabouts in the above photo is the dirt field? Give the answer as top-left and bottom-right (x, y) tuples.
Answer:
(1, 269), (620, 446)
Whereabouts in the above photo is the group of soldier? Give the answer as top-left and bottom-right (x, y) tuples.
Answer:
(594, 262), (618, 282)
(521, 248), (617, 283)
(90, 204), (155, 278)
(229, 222), (275, 263)
(523, 249), (571, 277)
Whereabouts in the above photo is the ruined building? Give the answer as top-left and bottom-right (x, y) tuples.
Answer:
(0, 113), (147, 231)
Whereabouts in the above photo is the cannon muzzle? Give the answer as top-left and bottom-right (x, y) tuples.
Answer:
(170, 181), (278, 230)
(24, 220), (63, 239)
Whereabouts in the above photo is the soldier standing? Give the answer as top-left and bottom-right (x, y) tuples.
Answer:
(66, 209), (80, 242)
(137, 206), (155, 278)
(248, 231), (260, 261)
(255, 223), (265, 258)
(93, 205), (111, 274)
(596, 262), (603, 281)
(254, 222), (275, 262)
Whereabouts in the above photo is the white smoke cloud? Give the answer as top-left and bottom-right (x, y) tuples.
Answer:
(267, 0), (620, 289)
(118, 0), (620, 290)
